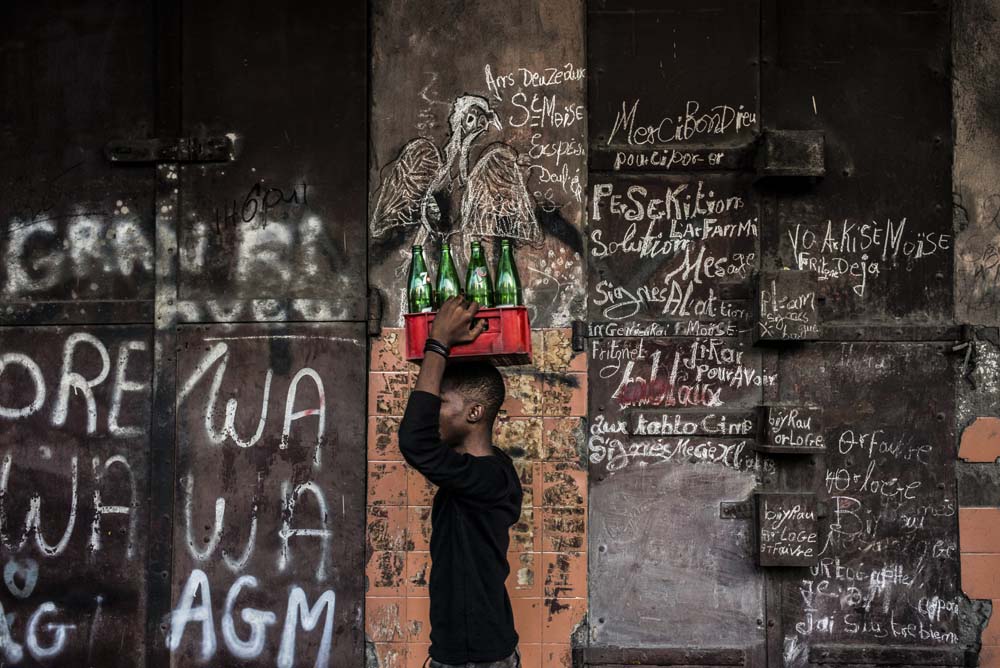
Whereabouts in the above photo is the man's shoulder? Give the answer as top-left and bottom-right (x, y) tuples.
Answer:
(488, 446), (520, 476)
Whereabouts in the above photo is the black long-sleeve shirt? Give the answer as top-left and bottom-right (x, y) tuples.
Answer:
(397, 390), (523, 664)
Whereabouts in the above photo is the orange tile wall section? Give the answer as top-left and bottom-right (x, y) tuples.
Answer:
(367, 328), (587, 668)
(959, 418), (1000, 668)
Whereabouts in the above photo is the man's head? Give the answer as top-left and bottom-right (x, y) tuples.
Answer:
(438, 361), (505, 446)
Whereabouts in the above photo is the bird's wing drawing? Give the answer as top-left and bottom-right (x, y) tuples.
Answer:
(371, 138), (441, 238)
(461, 143), (541, 243)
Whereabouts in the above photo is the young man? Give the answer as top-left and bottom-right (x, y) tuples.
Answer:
(398, 296), (524, 668)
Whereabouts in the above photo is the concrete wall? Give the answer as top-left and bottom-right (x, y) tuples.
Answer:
(954, 1), (1000, 665)
(365, 2), (589, 664)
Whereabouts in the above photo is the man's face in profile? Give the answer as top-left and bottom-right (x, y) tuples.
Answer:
(438, 387), (469, 446)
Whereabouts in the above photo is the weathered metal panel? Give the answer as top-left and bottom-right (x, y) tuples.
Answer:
(762, 0), (953, 324)
(0, 1), (156, 308)
(176, 0), (367, 322)
(169, 322), (365, 667)
(369, 0), (587, 327)
(587, 336), (769, 651)
(586, 1), (766, 660)
(147, 161), (182, 668)
(588, 0), (760, 172)
(753, 271), (821, 342)
(0, 324), (152, 666)
(754, 3), (976, 666)
(756, 404), (826, 454)
(580, 645), (747, 665)
(775, 343), (966, 668)
(809, 642), (969, 665)
(755, 492), (820, 567)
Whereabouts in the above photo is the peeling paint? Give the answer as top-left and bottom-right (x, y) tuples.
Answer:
(955, 0), (1000, 326)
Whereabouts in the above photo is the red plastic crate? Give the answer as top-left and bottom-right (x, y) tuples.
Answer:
(404, 306), (532, 366)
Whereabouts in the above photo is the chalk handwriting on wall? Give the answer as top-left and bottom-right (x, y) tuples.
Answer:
(177, 336), (338, 584)
(757, 495), (819, 565)
(177, 341), (327, 464)
(2, 214), (153, 299)
(171, 327), (361, 667)
(0, 327), (150, 665)
(762, 406), (825, 451)
(167, 569), (336, 668)
(589, 179), (757, 324)
(787, 218), (951, 296)
(0, 332), (147, 559)
(608, 99), (756, 147)
(183, 195), (340, 297)
(1, 182), (336, 302)
(0, 597), (78, 663)
(0, 453), (140, 560)
(605, 99), (756, 171)
(484, 63), (586, 211)
(779, 345), (964, 662)
(588, 338), (775, 477)
(757, 284), (819, 341)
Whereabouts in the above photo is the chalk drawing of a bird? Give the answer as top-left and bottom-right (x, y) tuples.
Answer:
(371, 94), (541, 253)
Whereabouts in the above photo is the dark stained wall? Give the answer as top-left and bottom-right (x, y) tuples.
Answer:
(954, 2), (1000, 667)
(366, 4), (590, 666)
(0, 2), (998, 668)
(955, 0), (1000, 327)
(0, 2), (369, 668)
(369, 0), (587, 328)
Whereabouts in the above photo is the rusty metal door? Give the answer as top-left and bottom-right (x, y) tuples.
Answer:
(760, 3), (974, 668)
(586, 2), (767, 666)
(584, 1), (972, 667)
(0, 1), (368, 667)
(169, 323), (365, 667)
(158, 2), (368, 667)
(0, 1), (156, 665)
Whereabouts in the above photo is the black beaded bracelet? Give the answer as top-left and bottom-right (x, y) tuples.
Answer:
(424, 337), (450, 358)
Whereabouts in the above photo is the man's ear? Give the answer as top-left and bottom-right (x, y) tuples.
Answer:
(466, 402), (485, 424)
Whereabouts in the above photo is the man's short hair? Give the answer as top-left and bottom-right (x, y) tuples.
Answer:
(441, 361), (506, 422)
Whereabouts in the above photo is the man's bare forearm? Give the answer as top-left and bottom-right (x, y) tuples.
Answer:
(412, 296), (487, 397)
(414, 349), (447, 396)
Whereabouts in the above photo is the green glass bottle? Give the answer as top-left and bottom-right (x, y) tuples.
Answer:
(435, 242), (462, 307)
(495, 238), (522, 306)
(465, 240), (494, 307)
(407, 245), (434, 313)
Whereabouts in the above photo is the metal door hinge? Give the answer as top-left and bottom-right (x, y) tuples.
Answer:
(754, 404), (826, 454)
(571, 320), (587, 352)
(754, 492), (820, 567)
(719, 499), (754, 520)
(105, 135), (237, 163)
(755, 129), (826, 180)
(367, 288), (383, 337)
(753, 270), (822, 343)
